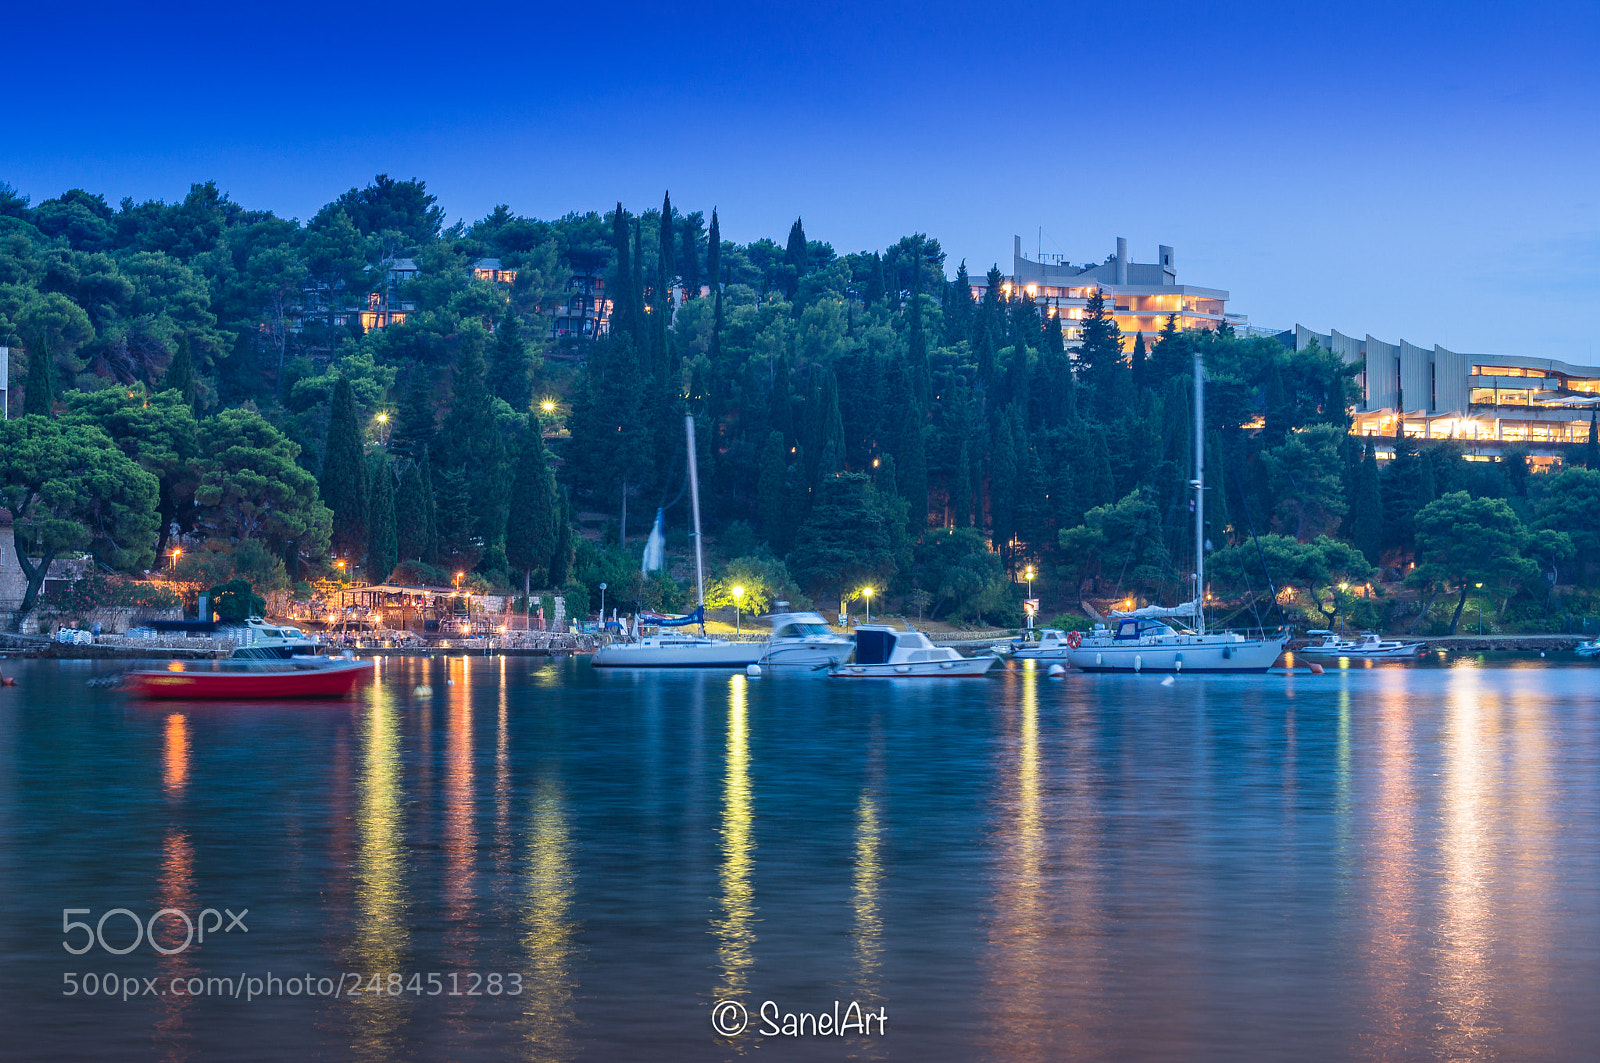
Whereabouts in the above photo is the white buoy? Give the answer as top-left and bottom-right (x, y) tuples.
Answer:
(1161, 675), (1175, 687)
(746, 664), (763, 677)
(1134, 655), (1143, 673)
(1048, 663), (1066, 678)
(446, 679), (455, 686)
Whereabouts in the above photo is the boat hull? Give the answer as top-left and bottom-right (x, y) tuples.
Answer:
(1300, 645), (1423, 659)
(124, 660), (374, 699)
(831, 657), (998, 678)
(591, 643), (764, 668)
(1067, 638), (1286, 673)
(760, 641), (852, 668)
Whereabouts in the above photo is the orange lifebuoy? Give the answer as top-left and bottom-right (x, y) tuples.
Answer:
(1066, 630), (1083, 649)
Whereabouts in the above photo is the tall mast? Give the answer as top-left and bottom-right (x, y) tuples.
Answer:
(1196, 348), (1203, 633)
(685, 414), (706, 631)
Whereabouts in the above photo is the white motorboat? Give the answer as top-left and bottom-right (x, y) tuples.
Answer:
(1063, 349), (1287, 675)
(999, 628), (1076, 661)
(759, 606), (853, 668)
(1300, 630), (1425, 659)
(831, 625), (997, 678)
(1575, 638), (1600, 659)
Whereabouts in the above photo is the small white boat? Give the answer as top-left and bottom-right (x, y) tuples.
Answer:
(1066, 611), (1287, 673)
(1576, 638), (1600, 659)
(760, 607), (853, 668)
(1300, 630), (1425, 659)
(999, 628), (1076, 661)
(831, 625), (997, 678)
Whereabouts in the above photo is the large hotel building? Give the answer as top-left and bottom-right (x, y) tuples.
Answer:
(994, 237), (1600, 460)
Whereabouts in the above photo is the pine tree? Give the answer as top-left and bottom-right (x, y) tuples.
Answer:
(1075, 289), (1124, 397)
(366, 454), (397, 584)
(320, 375), (368, 560)
(395, 459), (430, 562)
(944, 261), (973, 344)
(505, 430), (558, 595)
(490, 310), (533, 412)
(706, 208), (721, 295)
(392, 369), (436, 462)
(784, 217), (807, 300)
(163, 334), (197, 410)
(22, 336), (55, 416)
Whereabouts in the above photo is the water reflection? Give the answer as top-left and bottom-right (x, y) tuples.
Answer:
(152, 713), (196, 1062)
(521, 775), (577, 1061)
(712, 675), (756, 1018)
(852, 728), (884, 1004)
(348, 684), (411, 1061)
(984, 670), (1049, 1061)
(1436, 664), (1497, 1058)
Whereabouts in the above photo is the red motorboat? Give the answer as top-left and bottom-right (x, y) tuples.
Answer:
(122, 658), (374, 699)
(121, 617), (374, 699)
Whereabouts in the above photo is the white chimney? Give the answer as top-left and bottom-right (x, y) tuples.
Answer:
(1115, 237), (1128, 285)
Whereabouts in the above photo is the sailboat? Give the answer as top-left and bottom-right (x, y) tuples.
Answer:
(1064, 351), (1288, 674)
(591, 415), (765, 669)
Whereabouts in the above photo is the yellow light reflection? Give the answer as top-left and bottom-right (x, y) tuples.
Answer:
(713, 675), (756, 1012)
(521, 776), (577, 1057)
(853, 733), (884, 1005)
(1436, 665), (1497, 1057)
(348, 686), (410, 1060)
(984, 670), (1048, 1060)
(153, 713), (196, 1054)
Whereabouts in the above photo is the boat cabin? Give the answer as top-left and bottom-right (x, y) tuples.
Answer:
(1112, 618), (1181, 641)
(854, 627), (950, 665)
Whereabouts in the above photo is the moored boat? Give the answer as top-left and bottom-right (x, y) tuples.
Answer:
(760, 606), (853, 667)
(831, 625), (997, 677)
(1576, 638), (1600, 659)
(122, 657), (374, 699)
(999, 628), (1077, 661)
(1300, 630), (1425, 659)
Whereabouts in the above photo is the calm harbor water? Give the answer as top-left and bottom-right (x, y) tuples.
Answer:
(1, 654), (1597, 1061)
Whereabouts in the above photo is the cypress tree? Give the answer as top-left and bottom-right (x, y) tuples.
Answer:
(632, 217), (646, 350)
(890, 367), (928, 537)
(1131, 332), (1147, 392)
(784, 217), (807, 300)
(865, 251), (886, 306)
(505, 430), (558, 596)
(1351, 438), (1383, 565)
(710, 286), (724, 365)
(417, 445), (439, 563)
(610, 203), (633, 341)
(548, 485), (573, 587)
(392, 369), (436, 462)
(944, 260), (973, 344)
(706, 208), (721, 295)
(395, 459), (430, 562)
(441, 332), (509, 554)
(953, 439), (972, 527)
(490, 310), (533, 412)
(819, 370), (845, 477)
(366, 454), (397, 584)
(757, 430), (788, 543)
(1587, 408), (1598, 470)
(164, 334), (197, 410)
(658, 191), (675, 298)
(680, 212), (700, 297)
(22, 336), (55, 416)
(320, 375), (368, 560)
(907, 237), (930, 406)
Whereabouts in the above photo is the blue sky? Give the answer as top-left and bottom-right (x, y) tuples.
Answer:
(6, 1), (1598, 359)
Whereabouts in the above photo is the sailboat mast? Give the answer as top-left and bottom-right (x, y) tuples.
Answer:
(1196, 348), (1203, 633)
(685, 414), (706, 622)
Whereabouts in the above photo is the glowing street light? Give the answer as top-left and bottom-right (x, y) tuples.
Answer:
(732, 585), (745, 635)
(1023, 565), (1036, 631)
(861, 586), (874, 624)
(541, 400), (556, 413)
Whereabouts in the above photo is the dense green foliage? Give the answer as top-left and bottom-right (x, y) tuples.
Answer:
(4, 174), (1598, 628)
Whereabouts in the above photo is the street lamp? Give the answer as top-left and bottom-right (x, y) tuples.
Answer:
(1023, 565), (1036, 631)
(541, 400), (556, 413)
(169, 545), (182, 571)
(732, 584), (744, 635)
(1475, 582), (1484, 634)
(455, 570), (463, 591)
(599, 582), (607, 625)
(862, 587), (873, 624)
